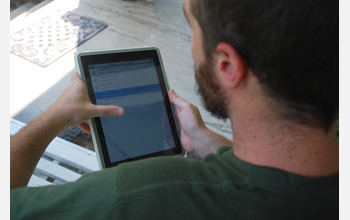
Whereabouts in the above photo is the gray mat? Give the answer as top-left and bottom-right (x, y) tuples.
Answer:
(10, 11), (108, 67)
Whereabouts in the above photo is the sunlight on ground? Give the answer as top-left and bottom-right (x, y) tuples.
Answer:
(10, 0), (81, 116)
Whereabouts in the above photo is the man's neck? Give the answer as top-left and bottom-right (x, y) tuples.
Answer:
(229, 107), (339, 177)
(225, 74), (339, 177)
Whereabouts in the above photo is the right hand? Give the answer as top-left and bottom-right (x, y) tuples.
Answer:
(168, 89), (207, 155)
(169, 90), (232, 158)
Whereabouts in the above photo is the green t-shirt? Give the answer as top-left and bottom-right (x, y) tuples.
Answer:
(11, 146), (338, 219)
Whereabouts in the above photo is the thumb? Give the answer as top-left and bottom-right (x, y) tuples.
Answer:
(93, 105), (124, 117)
(71, 71), (82, 83)
(168, 89), (188, 109)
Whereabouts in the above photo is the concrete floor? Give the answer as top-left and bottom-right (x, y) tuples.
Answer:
(10, 0), (233, 143)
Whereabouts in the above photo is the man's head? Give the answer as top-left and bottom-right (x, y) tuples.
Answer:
(184, 0), (339, 130)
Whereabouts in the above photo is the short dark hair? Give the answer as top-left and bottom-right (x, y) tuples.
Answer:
(190, 0), (339, 130)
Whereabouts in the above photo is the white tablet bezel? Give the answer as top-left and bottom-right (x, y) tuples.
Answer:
(75, 47), (183, 169)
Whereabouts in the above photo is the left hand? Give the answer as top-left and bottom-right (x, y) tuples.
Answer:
(10, 71), (125, 188)
(47, 71), (124, 132)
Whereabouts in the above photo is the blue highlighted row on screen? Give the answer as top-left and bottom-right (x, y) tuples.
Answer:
(94, 84), (161, 100)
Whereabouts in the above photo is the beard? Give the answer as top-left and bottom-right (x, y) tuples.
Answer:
(195, 59), (229, 120)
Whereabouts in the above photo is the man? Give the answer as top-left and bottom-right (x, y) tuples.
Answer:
(11, 0), (338, 219)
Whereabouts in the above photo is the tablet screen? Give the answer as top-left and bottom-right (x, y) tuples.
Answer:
(78, 49), (182, 167)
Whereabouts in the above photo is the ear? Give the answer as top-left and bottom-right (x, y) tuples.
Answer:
(215, 42), (247, 89)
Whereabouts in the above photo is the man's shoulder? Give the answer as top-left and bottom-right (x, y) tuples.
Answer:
(113, 146), (233, 190)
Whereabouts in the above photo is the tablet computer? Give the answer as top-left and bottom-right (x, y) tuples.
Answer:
(75, 47), (183, 169)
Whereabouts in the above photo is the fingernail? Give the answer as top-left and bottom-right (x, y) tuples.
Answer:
(117, 108), (124, 116)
